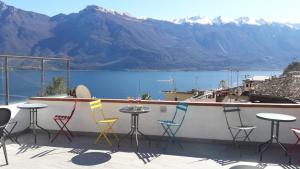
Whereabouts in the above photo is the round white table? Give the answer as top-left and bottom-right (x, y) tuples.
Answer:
(18, 103), (51, 143)
(256, 113), (296, 163)
(118, 106), (151, 151)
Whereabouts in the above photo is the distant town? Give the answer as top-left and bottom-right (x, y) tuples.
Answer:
(162, 62), (300, 104)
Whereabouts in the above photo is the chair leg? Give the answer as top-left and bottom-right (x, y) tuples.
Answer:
(3, 130), (18, 144)
(160, 124), (173, 149)
(289, 141), (299, 155)
(51, 120), (72, 142)
(157, 124), (169, 145)
(1, 137), (8, 165)
(161, 124), (183, 149)
(95, 127), (112, 146)
(102, 131), (112, 146)
(59, 119), (74, 137)
(242, 129), (254, 142)
(109, 123), (119, 141)
(108, 127), (119, 141)
(94, 132), (103, 144)
(169, 129), (183, 149)
(51, 120), (63, 142)
(161, 125), (173, 143)
(166, 127), (176, 144)
(95, 122), (118, 146)
(4, 121), (19, 144)
(289, 131), (300, 155)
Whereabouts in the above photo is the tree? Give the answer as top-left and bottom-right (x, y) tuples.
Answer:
(141, 93), (151, 100)
(45, 77), (66, 96)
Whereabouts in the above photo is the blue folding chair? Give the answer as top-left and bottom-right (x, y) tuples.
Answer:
(158, 102), (188, 149)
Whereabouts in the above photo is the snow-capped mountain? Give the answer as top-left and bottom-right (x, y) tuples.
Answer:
(83, 5), (134, 18)
(0, 1), (8, 11)
(213, 16), (236, 25)
(2, 0), (300, 70)
(173, 15), (300, 29)
(173, 16), (212, 25)
(235, 17), (260, 25)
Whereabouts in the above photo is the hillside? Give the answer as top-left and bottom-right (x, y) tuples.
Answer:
(1, 1), (300, 70)
(282, 62), (300, 75)
(253, 72), (300, 102)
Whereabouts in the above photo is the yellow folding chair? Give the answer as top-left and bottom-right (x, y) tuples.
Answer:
(90, 99), (119, 146)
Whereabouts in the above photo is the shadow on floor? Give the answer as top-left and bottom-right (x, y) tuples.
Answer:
(71, 152), (111, 166)
(135, 151), (161, 164)
(13, 133), (300, 168)
(16, 144), (41, 154)
(68, 147), (89, 154)
(279, 164), (300, 169)
(229, 165), (262, 169)
(30, 149), (56, 159)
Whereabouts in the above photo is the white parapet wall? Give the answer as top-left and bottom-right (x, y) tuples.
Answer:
(5, 97), (300, 144)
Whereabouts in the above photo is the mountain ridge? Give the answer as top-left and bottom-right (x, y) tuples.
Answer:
(1, 1), (300, 70)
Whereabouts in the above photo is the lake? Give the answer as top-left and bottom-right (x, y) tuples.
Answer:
(0, 70), (281, 104)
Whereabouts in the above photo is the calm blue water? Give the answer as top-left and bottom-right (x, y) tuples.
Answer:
(0, 70), (281, 104)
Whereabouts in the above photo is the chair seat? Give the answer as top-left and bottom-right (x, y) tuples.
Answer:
(98, 118), (118, 123)
(53, 115), (71, 120)
(104, 117), (118, 120)
(230, 125), (256, 130)
(291, 128), (300, 134)
(158, 120), (180, 126)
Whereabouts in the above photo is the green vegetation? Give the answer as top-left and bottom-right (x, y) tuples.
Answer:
(141, 93), (151, 100)
(45, 77), (66, 96)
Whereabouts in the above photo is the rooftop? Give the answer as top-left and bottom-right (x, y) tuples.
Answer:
(3, 132), (299, 169)
(245, 76), (270, 82)
(2, 97), (300, 169)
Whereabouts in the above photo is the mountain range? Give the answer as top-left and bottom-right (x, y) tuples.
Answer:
(1, 1), (300, 70)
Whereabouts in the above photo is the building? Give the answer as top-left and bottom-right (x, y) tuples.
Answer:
(243, 76), (270, 92)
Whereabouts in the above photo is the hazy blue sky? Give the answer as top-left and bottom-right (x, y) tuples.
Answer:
(2, 0), (300, 23)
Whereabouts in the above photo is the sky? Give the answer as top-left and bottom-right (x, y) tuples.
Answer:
(2, 0), (300, 23)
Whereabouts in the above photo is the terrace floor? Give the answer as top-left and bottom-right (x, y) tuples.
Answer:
(1, 132), (300, 169)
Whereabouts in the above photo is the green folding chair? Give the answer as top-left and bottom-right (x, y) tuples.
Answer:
(158, 102), (188, 149)
(223, 104), (256, 150)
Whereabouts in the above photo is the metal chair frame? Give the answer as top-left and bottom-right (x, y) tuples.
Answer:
(90, 99), (119, 146)
(159, 102), (188, 149)
(4, 120), (19, 144)
(51, 101), (77, 142)
(223, 104), (256, 148)
(0, 108), (11, 165)
(288, 128), (300, 157)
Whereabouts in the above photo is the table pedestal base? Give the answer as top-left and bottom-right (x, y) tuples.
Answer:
(23, 108), (51, 144)
(258, 120), (291, 163)
(118, 114), (151, 151)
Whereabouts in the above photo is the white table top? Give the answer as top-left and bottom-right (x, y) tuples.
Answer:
(256, 113), (296, 122)
(18, 103), (48, 109)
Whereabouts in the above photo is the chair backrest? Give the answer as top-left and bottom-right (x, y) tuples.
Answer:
(223, 104), (244, 128)
(171, 102), (189, 126)
(89, 99), (106, 122)
(68, 101), (77, 120)
(0, 108), (11, 136)
(75, 85), (92, 98)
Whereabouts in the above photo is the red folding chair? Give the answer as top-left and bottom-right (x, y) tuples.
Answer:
(288, 128), (300, 156)
(51, 101), (77, 142)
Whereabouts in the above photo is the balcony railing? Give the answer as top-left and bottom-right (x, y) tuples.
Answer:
(0, 55), (70, 105)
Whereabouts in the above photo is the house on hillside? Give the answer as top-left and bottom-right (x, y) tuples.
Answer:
(243, 76), (270, 92)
